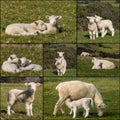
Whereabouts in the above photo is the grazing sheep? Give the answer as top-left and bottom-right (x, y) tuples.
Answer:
(87, 16), (98, 40)
(5, 20), (47, 36)
(92, 57), (116, 69)
(65, 98), (94, 118)
(80, 52), (91, 57)
(19, 57), (42, 71)
(55, 52), (67, 76)
(37, 15), (62, 34)
(1, 54), (22, 73)
(53, 80), (106, 117)
(95, 15), (115, 37)
(7, 82), (41, 116)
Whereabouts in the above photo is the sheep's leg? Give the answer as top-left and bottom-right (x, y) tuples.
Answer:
(10, 101), (17, 114)
(29, 103), (33, 116)
(73, 107), (77, 118)
(25, 103), (30, 116)
(109, 27), (115, 37)
(96, 30), (98, 38)
(84, 107), (90, 118)
(70, 109), (73, 115)
(93, 31), (96, 40)
(7, 104), (11, 115)
(101, 28), (105, 38)
(89, 31), (92, 39)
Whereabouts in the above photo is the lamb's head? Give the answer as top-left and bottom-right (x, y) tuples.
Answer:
(34, 20), (47, 31)
(8, 54), (19, 63)
(92, 57), (102, 69)
(65, 98), (71, 103)
(87, 16), (96, 24)
(55, 58), (62, 66)
(96, 103), (106, 117)
(57, 52), (64, 58)
(46, 15), (62, 26)
(19, 57), (31, 67)
(25, 82), (41, 93)
(95, 15), (103, 23)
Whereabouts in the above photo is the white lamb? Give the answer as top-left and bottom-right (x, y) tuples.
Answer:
(55, 52), (67, 76)
(5, 20), (47, 36)
(87, 16), (98, 40)
(1, 54), (22, 73)
(37, 15), (62, 34)
(95, 15), (115, 37)
(7, 82), (41, 116)
(92, 57), (116, 69)
(81, 52), (91, 57)
(53, 80), (106, 117)
(19, 57), (42, 71)
(65, 98), (94, 118)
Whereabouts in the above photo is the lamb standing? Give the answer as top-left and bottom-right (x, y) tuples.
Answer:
(7, 82), (41, 116)
(65, 98), (94, 118)
(53, 80), (106, 117)
(87, 16), (98, 40)
(5, 20), (47, 36)
(95, 15), (115, 37)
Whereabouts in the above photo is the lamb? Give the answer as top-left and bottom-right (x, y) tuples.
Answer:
(53, 80), (106, 117)
(94, 15), (115, 37)
(55, 52), (67, 76)
(19, 57), (42, 71)
(92, 57), (116, 69)
(37, 15), (62, 34)
(65, 98), (94, 118)
(80, 52), (91, 57)
(87, 16), (98, 40)
(7, 82), (41, 116)
(1, 54), (22, 73)
(5, 20), (47, 36)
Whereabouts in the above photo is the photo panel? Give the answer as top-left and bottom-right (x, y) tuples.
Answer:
(77, 0), (119, 43)
(44, 44), (77, 77)
(44, 76), (119, 119)
(1, 44), (43, 76)
(1, 0), (76, 43)
(0, 76), (43, 120)
(77, 43), (120, 76)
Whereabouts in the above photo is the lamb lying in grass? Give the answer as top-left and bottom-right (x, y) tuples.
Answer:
(37, 15), (62, 34)
(5, 20), (47, 36)
(95, 15), (115, 37)
(87, 16), (98, 40)
(7, 82), (41, 116)
(65, 98), (94, 118)
(92, 57), (116, 69)
(1, 54), (22, 73)
(81, 52), (91, 57)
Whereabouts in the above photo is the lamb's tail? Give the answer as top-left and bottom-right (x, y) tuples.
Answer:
(90, 98), (94, 108)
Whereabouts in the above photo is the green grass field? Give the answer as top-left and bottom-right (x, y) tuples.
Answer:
(44, 69), (76, 77)
(77, 56), (120, 76)
(0, 83), (43, 120)
(77, 30), (119, 43)
(44, 77), (119, 120)
(1, 44), (43, 76)
(1, 1), (76, 43)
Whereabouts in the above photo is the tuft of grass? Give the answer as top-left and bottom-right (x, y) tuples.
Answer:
(44, 77), (119, 120)
(77, 30), (119, 43)
(0, 83), (43, 120)
(1, 44), (43, 76)
(1, 1), (76, 43)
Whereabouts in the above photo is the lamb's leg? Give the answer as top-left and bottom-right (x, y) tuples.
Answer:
(101, 28), (105, 38)
(70, 109), (73, 115)
(96, 29), (98, 38)
(25, 103), (30, 116)
(29, 103), (33, 116)
(109, 27), (115, 37)
(93, 31), (96, 40)
(11, 101), (17, 114)
(73, 107), (77, 118)
(7, 104), (11, 115)
(89, 31), (92, 39)
(84, 107), (90, 118)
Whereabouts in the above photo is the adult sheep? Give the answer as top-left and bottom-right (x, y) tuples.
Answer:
(53, 80), (106, 117)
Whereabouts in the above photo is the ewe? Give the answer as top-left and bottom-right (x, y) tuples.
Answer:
(53, 81), (106, 117)
(95, 15), (115, 37)
(7, 82), (41, 116)
(65, 98), (93, 118)
(87, 16), (98, 40)
(5, 20), (47, 36)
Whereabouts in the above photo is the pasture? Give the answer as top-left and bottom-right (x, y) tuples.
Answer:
(1, 44), (43, 76)
(1, 1), (76, 43)
(44, 77), (119, 120)
(0, 83), (43, 120)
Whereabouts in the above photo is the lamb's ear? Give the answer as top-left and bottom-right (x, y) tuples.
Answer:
(36, 83), (41, 86)
(57, 16), (62, 19)
(34, 21), (39, 26)
(46, 15), (49, 19)
(27, 59), (32, 63)
(25, 83), (28, 86)
(86, 16), (90, 19)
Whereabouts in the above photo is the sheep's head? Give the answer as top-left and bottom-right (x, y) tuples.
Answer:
(25, 82), (41, 93)
(46, 15), (62, 26)
(57, 52), (64, 57)
(87, 16), (96, 24)
(19, 57), (31, 67)
(8, 54), (19, 63)
(95, 15), (103, 23)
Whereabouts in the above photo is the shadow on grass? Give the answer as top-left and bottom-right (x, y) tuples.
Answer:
(53, 71), (57, 75)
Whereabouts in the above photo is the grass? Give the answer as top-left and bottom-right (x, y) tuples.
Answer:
(1, 44), (43, 76)
(1, 1), (76, 43)
(77, 30), (119, 43)
(44, 69), (76, 77)
(0, 83), (43, 120)
(44, 77), (119, 120)
(77, 56), (120, 77)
